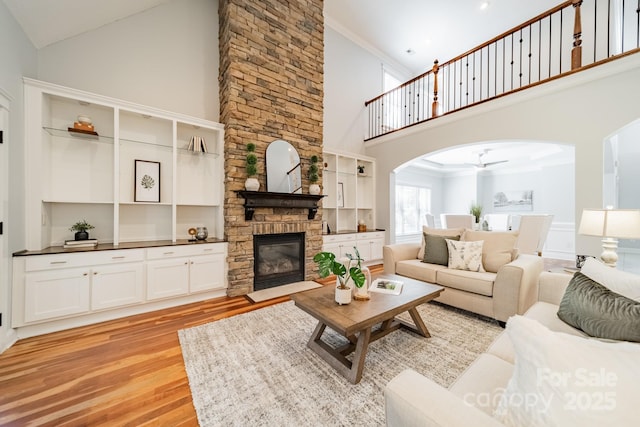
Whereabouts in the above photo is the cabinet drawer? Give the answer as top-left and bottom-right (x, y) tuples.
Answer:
(146, 243), (226, 260)
(356, 231), (385, 241)
(25, 249), (144, 272)
(323, 234), (355, 244)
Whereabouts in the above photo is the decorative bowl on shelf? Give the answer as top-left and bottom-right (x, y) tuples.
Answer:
(77, 115), (92, 125)
(195, 227), (208, 241)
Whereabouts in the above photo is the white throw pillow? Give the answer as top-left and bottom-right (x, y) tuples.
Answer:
(580, 257), (640, 301)
(445, 239), (485, 272)
(494, 316), (640, 427)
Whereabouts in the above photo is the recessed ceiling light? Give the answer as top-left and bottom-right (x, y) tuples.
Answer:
(480, 1), (490, 10)
(406, 48), (416, 55)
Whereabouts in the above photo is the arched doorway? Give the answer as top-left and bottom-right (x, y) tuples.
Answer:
(392, 140), (575, 260)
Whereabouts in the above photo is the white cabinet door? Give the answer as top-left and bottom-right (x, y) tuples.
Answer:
(190, 254), (226, 293)
(369, 238), (385, 261)
(322, 242), (341, 257)
(323, 235), (358, 259)
(25, 268), (91, 323)
(356, 232), (385, 262)
(91, 263), (144, 311)
(146, 258), (190, 300)
(355, 240), (372, 262)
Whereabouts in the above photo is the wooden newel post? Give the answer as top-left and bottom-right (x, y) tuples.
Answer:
(431, 60), (439, 118)
(571, 0), (583, 70)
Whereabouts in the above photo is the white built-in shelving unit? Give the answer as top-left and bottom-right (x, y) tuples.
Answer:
(322, 149), (376, 233)
(321, 149), (383, 263)
(13, 79), (228, 337)
(24, 78), (224, 250)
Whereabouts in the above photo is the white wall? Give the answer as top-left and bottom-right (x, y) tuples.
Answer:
(0, 1), (38, 352)
(613, 121), (640, 211)
(604, 119), (640, 271)
(37, 0), (219, 121)
(480, 161), (575, 222)
(442, 172), (478, 215)
(365, 53), (640, 259)
(323, 27), (390, 154)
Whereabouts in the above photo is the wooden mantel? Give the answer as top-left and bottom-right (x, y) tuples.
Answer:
(236, 191), (325, 220)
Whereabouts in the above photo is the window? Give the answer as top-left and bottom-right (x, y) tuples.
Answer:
(383, 68), (403, 130)
(395, 185), (431, 235)
(383, 69), (402, 92)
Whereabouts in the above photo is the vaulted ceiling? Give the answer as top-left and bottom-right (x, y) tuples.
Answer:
(324, 0), (561, 76)
(3, 0), (572, 168)
(6, 0), (560, 76)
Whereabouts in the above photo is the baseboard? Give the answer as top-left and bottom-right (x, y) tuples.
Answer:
(0, 326), (18, 354)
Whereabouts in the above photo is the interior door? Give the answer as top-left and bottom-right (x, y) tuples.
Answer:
(0, 92), (9, 336)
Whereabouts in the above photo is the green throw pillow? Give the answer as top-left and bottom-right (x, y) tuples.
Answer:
(557, 272), (640, 342)
(422, 233), (460, 266)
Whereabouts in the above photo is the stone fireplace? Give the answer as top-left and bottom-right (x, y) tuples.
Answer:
(219, 0), (324, 296)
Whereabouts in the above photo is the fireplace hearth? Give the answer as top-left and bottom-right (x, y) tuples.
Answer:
(253, 232), (305, 291)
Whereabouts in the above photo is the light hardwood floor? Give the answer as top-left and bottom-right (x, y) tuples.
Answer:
(0, 267), (354, 426)
(1, 260), (572, 426)
(0, 295), (290, 426)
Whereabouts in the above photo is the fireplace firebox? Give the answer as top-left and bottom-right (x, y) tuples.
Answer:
(253, 232), (305, 291)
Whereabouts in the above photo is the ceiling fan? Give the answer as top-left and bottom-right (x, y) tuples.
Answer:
(466, 149), (509, 169)
(422, 148), (509, 169)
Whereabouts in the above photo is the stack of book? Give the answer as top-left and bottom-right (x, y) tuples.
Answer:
(63, 239), (98, 249)
(187, 136), (208, 153)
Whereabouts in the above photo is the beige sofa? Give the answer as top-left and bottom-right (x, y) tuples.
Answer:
(384, 271), (639, 426)
(383, 229), (543, 323)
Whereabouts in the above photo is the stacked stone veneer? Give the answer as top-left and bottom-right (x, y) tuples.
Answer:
(219, 0), (324, 296)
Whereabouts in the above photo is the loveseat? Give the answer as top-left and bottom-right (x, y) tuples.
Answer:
(383, 228), (543, 323)
(385, 259), (640, 426)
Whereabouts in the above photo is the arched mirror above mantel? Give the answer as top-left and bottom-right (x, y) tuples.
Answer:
(266, 139), (302, 194)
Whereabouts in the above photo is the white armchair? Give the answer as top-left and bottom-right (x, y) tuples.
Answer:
(440, 214), (474, 229)
(424, 213), (436, 228)
(484, 214), (511, 231)
(514, 214), (554, 256)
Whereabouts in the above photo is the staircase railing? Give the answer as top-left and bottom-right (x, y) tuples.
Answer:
(365, 0), (640, 140)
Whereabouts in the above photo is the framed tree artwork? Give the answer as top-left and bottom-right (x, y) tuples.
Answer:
(134, 160), (161, 203)
(337, 182), (344, 207)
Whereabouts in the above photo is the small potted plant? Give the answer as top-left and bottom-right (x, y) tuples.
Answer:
(314, 247), (368, 305)
(469, 203), (483, 228)
(69, 219), (95, 241)
(308, 155), (320, 195)
(245, 142), (260, 191)
(357, 164), (366, 176)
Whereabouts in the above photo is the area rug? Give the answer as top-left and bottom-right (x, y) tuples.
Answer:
(246, 280), (322, 303)
(178, 300), (502, 426)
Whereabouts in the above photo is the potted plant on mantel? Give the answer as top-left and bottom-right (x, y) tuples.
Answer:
(314, 247), (370, 304)
(69, 219), (95, 241)
(245, 142), (260, 191)
(308, 155), (320, 195)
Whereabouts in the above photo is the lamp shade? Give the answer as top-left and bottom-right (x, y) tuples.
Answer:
(578, 209), (640, 239)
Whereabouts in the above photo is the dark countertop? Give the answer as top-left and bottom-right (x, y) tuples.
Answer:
(13, 238), (227, 257)
(323, 229), (385, 236)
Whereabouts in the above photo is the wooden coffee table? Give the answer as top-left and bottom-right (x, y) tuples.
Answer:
(290, 273), (444, 384)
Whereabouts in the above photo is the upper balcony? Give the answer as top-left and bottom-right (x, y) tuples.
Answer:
(364, 0), (640, 141)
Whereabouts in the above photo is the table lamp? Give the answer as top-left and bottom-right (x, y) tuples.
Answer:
(578, 208), (640, 267)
